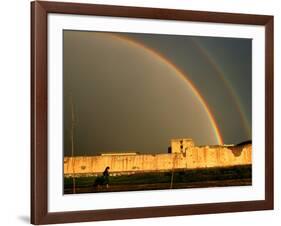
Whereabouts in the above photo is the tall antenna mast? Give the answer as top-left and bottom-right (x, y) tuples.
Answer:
(70, 94), (76, 194)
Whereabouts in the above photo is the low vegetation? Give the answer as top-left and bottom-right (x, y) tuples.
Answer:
(64, 165), (251, 192)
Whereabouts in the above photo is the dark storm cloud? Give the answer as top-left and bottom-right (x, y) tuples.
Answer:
(63, 30), (252, 156)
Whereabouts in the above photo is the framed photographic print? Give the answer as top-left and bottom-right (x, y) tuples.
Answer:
(31, 1), (274, 225)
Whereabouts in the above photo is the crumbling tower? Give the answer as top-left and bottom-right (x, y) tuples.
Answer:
(170, 138), (194, 156)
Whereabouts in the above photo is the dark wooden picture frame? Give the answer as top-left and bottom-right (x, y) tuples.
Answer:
(31, 1), (274, 224)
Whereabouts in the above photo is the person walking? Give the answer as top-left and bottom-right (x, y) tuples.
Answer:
(103, 166), (110, 189)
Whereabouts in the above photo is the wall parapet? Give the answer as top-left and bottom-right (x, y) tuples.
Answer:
(64, 139), (252, 175)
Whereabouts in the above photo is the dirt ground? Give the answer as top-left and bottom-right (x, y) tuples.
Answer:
(64, 178), (251, 194)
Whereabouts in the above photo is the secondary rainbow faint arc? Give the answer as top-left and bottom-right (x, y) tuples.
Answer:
(190, 38), (251, 138)
(104, 32), (224, 145)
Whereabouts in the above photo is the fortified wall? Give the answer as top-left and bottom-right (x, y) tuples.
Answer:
(64, 139), (252, 176)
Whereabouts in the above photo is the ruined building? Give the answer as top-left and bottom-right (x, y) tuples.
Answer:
(64, 138), (252, 176)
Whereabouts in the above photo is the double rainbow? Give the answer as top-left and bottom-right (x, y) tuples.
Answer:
(106, 32), (224, 145)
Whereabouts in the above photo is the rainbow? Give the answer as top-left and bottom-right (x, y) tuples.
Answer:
(104, 32), (224, 145)
(191, 38), (251, 137)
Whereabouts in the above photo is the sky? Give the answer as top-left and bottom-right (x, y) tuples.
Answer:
(63, 30), (252, 156)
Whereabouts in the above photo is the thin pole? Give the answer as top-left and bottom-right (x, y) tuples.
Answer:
(170, 154), (176, 189)
(70, 94), (76, 194)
